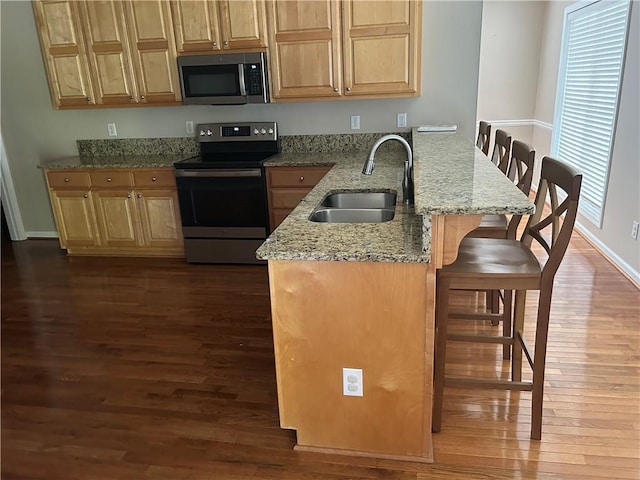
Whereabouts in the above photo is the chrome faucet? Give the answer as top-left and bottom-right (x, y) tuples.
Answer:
(362, 134), (414, 205)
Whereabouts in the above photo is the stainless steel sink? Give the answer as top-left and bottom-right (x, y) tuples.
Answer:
(309, 208), (395, 223)
(320, 191), (397, 209)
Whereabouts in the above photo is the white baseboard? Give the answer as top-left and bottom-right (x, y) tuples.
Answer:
(574, 221), (640, 288)
(25, 231), (59, 239)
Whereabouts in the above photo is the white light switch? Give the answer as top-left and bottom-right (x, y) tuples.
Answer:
(350, 115), (360, 130)
(107, 123), (117, 137)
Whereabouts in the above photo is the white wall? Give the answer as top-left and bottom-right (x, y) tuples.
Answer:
(0, 1), (483, 235)
(476, 0), (546, 146)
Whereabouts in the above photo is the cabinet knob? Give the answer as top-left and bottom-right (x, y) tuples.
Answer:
(137, 193), (142, 198)
(107, 178), (112, 182)
(346, 87), (351, 92)
(151, 177), (157, 182)
(212, 42), (217, 47)
(64, 178), (70, 182)
(83, 193), (88, 198)
(140, 95), (145, 100)
(333, 88), (338, 92)
(127, 193), (131, 198)
(299, 176), (305, 182)
(86, 97), (91, 102)
(223, 40), (228, 46)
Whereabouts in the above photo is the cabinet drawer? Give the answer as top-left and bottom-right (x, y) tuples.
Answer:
(47, 171), (91, 189)
(268, 166), (331, 188)
(90, 170), (133, 188)
(133, 169), (175, 188)
(271, 188), (313, 209)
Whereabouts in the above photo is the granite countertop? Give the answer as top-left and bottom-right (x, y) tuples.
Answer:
(259, 151), (426, 263)
(257, 130), (534, 263)
(38, 153), (193, 169)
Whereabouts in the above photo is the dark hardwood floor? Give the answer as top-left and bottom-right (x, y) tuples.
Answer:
(1, 236), (639, 479)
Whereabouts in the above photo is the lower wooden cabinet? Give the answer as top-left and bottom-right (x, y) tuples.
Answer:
(266, 165), (331, 231)
(45, 167), (183, 257)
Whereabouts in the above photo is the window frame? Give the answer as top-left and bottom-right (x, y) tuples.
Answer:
(551, 0), (632, 228)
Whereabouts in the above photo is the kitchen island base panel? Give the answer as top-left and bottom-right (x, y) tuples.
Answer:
(268, 260), (434, 461)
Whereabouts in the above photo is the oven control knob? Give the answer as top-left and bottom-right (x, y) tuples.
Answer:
(199, 130), (206, 136)
(268, 128), (274, 135)
(254, 129), (259, 135)
(206, 129), (213, 136)
(261, 128), (266, 135)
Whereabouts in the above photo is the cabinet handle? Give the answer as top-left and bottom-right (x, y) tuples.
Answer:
(83, 193), (88, 198)
(223, 40), (228, 46)
(151, 177), (157, 182)
(333, 88), (338, 92)
(140, 95), (145, 100)
(86, 97), (91, 102)
(107, 178), (112, 182)
(127, 193), (131, 198)
(64, 178), (70, 182)
(299, 176), (305, 182)
(346, 87), (351, 92)
(137, 193), (142, 198)
(212, 42), (217, 47)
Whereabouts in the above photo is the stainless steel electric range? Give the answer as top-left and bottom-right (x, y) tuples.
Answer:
(173, 122), (279, 264)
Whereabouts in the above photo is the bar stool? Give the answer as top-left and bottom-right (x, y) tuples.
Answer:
(432, 157), (583, 440)
(476, 121), (491, 155)
(491, 129), (512, 174)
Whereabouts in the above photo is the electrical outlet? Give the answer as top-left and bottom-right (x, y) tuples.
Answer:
(397, 113), (407, 128)
(186, 121), (194, 134)
(342, 367), (363, 397)
(107, 123), (117, 137)
(632, 221), (639, 240)
(350, 115), (360, 130)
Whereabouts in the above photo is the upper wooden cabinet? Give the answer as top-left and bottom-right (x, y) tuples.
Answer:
(32, 0), (95, 108)
(171, 0), (267, 54)
(33, 0), (181, 109)
(267, 0), (422, 101)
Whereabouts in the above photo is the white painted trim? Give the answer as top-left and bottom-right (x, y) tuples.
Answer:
(477, 119), (553, 131)
(533, 120), (553, 131)
(25, 231), (59, 239)
(574, 221), (640, 288)
(0, 133), (27, 241)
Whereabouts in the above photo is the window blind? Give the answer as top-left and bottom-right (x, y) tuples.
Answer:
(551, 0), (631, 227)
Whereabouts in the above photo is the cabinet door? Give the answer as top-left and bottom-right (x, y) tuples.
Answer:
(123, 1), (182, 104)
(267, 0), (341, 100)
(32, 0), (95, 108)
(135, 189), (183, 249)
(342, 0), (421, 97)
(93, 189), (140, 248)
(218, 0), (267, 50)
(79, 1), (137, 106)
(49, 190), (100, 248)
(171, 0), (222, 53)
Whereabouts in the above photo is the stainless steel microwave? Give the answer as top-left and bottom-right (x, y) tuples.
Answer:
(178, 52), (269, 105)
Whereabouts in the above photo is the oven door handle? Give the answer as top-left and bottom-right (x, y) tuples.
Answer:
(175, 169), (262, 178)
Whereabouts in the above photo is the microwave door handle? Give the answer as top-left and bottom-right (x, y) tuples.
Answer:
(238, 64), (247, 96)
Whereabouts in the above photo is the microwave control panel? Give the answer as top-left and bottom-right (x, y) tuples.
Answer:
(245, 63), (264, 96)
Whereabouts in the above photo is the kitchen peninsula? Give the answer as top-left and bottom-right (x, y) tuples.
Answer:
(256, 129), (534, 462)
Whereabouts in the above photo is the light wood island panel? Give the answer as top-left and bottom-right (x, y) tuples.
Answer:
(266, 214), (481, 461)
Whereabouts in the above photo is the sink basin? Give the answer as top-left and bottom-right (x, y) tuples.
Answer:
(309, 208), (395, 223)
(320, 191), (397, 209)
